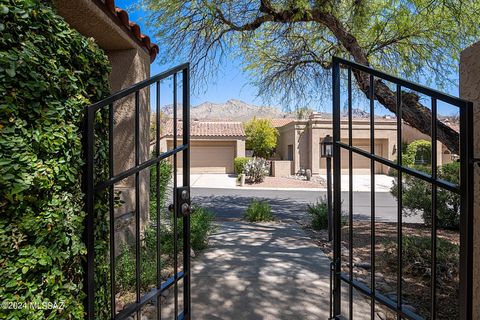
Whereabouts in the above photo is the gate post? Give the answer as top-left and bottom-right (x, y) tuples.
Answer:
(460, 40), (480, 319)
(331, 58), (342, 318)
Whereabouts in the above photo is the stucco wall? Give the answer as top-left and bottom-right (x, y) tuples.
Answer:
(280, 116), (399, 175)
(459, 40), (480, 319)
(54, 0), (152, 251)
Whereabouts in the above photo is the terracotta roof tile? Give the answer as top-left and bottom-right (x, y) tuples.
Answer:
(270, 118), (294, 128)
(102, 0), (159, 63)
(163, 120), (245, 137)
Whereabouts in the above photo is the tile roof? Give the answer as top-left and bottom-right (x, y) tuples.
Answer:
(102, 0), (159, 62)
(270, 118), (294, 128)
(163, 120), (245, 137)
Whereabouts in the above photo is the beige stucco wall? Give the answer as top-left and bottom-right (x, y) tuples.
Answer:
(271, 161), (293, 177)
(460, 40), (480, 319)
(278, 125), (296, 174)
(54, 0), (152, 251)
(278, 116), (399, 175)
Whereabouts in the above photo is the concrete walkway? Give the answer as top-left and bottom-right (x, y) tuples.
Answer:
(188, 220), (373, 319)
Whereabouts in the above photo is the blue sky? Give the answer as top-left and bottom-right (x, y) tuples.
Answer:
(116, 0), (461, 116)
(116, 0), (261, 107)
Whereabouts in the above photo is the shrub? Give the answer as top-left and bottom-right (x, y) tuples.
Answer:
(116, 205), (216, 291)
(149, 160), (173, 220)
(189, 206), (216, 250)
(390, 162), (460, 229)
(244, 118), (278, 158)
(403, 140), (432, 167)
(234, 156), (252, 174)
(307, 198), (329, 230)
(244, 200), (274, 222)
(383, 235), (459, 282)
(244, 157), (270, 183)
(0, 1), (111, 318)
(307, 197), (347, 230)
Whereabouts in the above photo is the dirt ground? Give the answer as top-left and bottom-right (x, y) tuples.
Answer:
(304, 221), (460, 320)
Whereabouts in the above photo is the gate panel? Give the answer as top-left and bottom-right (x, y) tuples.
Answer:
(84, 64), (191, 320)
(330, 57), (474, 319)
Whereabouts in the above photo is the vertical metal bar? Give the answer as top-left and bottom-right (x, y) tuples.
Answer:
(348, 67), (354, 319)
(109, 103), (115, 318)
(135, 90), (141, 319)
(396, 84), (403, 317)
(332, 59), (342, 317)
(182, 65), (191, 320)
(369, 75), (375, 319)
(173, 73), (179, 318)
(430, 98), (438, 320)
(327, 157), (333, 242)
(155, 81), (162, 320)
(459, 101), (474, 320)
(85, 107), (95, 319)
(369, 74), (376, 318)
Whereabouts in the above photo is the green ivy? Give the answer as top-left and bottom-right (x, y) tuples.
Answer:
(0, 0), (111, 319)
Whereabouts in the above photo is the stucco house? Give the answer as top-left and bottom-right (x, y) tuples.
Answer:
(162, 113), (456, 176)
(275, 113), (455, 175)
(160, 120), (246, 173)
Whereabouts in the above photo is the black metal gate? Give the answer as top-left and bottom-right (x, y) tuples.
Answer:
(84, 64), (191, 319)
(330, 57), (474, 319)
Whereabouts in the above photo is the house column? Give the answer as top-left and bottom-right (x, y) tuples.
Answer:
(459, 40), (480, 318)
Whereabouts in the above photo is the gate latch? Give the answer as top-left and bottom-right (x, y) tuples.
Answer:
(168, 186), (191, 218)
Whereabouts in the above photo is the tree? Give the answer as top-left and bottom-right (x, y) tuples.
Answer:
(244, 118), (278, 158)
(295, 107), (314, 119)
(143, 0), (480, 154)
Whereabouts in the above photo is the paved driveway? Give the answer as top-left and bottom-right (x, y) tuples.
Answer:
(192, 188), (422, 224)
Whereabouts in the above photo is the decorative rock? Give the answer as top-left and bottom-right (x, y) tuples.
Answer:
(190, 248), (196, 258)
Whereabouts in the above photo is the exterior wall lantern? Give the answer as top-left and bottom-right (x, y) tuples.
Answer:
(321, 134), (333, 158)
(321, 134), (333, 241)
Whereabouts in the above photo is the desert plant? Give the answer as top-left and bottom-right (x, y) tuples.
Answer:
(307, 198), (329, 230)
(390, 162), (460, 230)
(234, 156), (252, 174)
(383, 235), (459, 282)
(244, 200), (274, 222)
(243, 157), (270, 183)
(244, 118), (278, 158)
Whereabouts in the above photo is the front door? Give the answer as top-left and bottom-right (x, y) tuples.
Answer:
(329, 57), (474, 319)
(84, 64), (191, 319)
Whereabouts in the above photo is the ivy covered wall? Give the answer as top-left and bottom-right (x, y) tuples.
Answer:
(0, 0), (111, 318)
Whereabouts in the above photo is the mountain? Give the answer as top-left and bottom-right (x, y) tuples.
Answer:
(162, 99), (290, 121)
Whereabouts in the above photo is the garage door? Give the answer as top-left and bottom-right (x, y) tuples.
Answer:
(341, 143), (383, 173)
(169, 141), (235, 174)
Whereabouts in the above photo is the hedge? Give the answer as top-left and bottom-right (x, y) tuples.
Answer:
(234, 156), (252, 174)
(0, 0), (111, 318)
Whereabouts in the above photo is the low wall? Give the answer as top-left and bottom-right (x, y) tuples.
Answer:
(271, 160), (293, 177)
